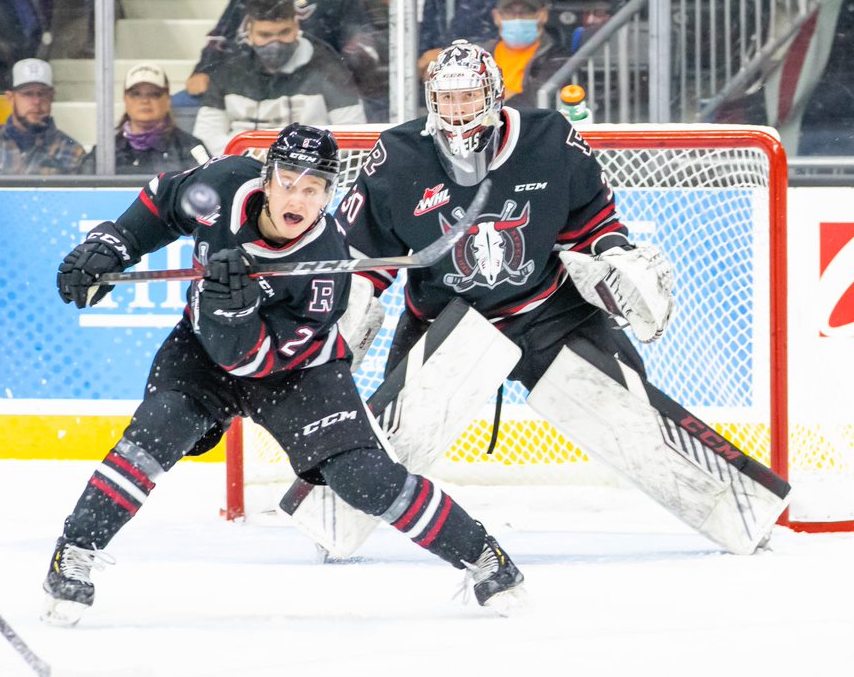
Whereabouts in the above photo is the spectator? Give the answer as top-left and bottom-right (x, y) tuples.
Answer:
(82, 63), (210, 175)
(179, 0), (387, 120)
(417, 0), (497, 79)
(483, 0), (572, 108)
(0, 1), (52, 89)
(0, 58), (85, 175)
(44, 0), (94, 59)
(192, 0), (366, 156)
(793, 1), (854, 155)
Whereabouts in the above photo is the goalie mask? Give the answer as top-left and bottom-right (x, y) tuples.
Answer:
(423, 40), (505, 187)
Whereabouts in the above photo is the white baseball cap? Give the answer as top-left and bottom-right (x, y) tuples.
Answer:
(12, 58), (53, 89)
(124, 63), (169, 90)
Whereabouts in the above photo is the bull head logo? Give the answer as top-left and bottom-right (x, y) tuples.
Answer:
(441, 200), (535, 291)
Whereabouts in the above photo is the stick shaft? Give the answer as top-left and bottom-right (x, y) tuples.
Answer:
(96, 179), (491, 285)
(0, 614), (51, 676)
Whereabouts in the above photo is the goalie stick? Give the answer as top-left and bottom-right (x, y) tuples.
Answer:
(527, 344), (791, 555)
(92, 178), (491, 285)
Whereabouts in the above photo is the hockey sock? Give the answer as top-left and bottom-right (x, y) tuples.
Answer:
(320, 447), (409, 515)
(381, 474), (486, 568)
(319, 448), (486, 567)
(62, 437), (165, 549)
(62, 391), (216, 548)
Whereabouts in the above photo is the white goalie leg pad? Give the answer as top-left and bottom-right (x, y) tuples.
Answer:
(527, 347), (790, 555)
(560, 245), (675, 343)
(375, 303), (522, 472)
(286, 300), (522, 558)
(337, 275), (385, 371)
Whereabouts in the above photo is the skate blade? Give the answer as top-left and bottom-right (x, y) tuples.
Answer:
(483, 583), (528, 617)
(41, 594), (89, 627)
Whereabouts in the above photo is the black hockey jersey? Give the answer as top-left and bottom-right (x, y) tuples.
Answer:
(337, 106), (628, 323)
(109, 154), (350, 378)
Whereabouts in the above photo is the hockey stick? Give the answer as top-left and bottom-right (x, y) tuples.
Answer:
(0, 614), (51, 676)
(94, 178), (491, 285)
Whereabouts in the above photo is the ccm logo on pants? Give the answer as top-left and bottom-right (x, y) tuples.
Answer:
(303, 410), (358, 435)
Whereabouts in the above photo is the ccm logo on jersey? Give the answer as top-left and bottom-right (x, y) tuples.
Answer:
(414, 183), (450, 216)
(303, 410), (358, 435)
(514, 182), (548, 192)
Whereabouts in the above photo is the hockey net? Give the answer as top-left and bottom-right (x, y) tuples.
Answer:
(221, 124), (848, 533)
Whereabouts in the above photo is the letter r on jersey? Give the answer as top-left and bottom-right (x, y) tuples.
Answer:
(309, 279), (335, 313)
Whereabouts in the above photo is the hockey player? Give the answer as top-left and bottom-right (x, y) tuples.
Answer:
(340, 39), (673, 401)
(43, 123), (524, 626)
(318, 40), (790, 559)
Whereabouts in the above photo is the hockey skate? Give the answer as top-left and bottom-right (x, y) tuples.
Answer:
(460, 534), (526, 615)
(41, 537), (114, 626)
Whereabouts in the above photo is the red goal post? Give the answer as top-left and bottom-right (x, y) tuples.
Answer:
(219, 123), (847, 534)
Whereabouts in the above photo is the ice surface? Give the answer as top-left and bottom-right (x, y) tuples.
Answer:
(2, 460), (853, 677)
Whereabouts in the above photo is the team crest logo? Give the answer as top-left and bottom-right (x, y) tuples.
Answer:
(414, 183), (451, 216)
(441, 200), (535, 291)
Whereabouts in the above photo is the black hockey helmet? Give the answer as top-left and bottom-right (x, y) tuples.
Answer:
(264, 123), (340, 188)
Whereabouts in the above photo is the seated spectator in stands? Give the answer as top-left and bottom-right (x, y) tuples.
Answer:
(179, 0), (386, 120)
(83, 63), (210, 175)
(484, 0), (571, 108)
(192, 0), (366, 155)
(417, 0), (497, 79)
(0, 0), (52, 89)
(0, 58), (85, 175)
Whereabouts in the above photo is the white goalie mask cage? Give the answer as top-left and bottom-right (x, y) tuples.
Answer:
(424, 40), (505, 186)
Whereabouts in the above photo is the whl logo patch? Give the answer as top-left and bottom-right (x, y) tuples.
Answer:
(414, 183), (450, 216)
(818, 222), (854, 337)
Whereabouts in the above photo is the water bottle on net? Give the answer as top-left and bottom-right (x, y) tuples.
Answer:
(558, 84), (593, 126)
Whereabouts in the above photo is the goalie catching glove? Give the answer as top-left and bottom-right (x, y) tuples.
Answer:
(560, 244), (674, 343)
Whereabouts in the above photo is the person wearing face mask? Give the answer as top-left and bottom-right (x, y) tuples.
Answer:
(0, 58), (86, 175)
(192, 0), (366, 156)
(178, 0), (388, 122)
(484, 0), (573, 109)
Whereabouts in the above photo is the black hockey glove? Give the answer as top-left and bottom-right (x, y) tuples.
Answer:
(199, 249), (260, 324)
(57, 222), (137, 308)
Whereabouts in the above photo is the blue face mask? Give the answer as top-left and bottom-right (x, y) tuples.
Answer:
(500, 19), (540, 48)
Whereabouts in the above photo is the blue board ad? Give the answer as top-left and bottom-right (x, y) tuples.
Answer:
(2, 187), (757, 409)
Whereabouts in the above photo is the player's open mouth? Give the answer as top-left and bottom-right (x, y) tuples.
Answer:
(282, 212), (303, 225)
